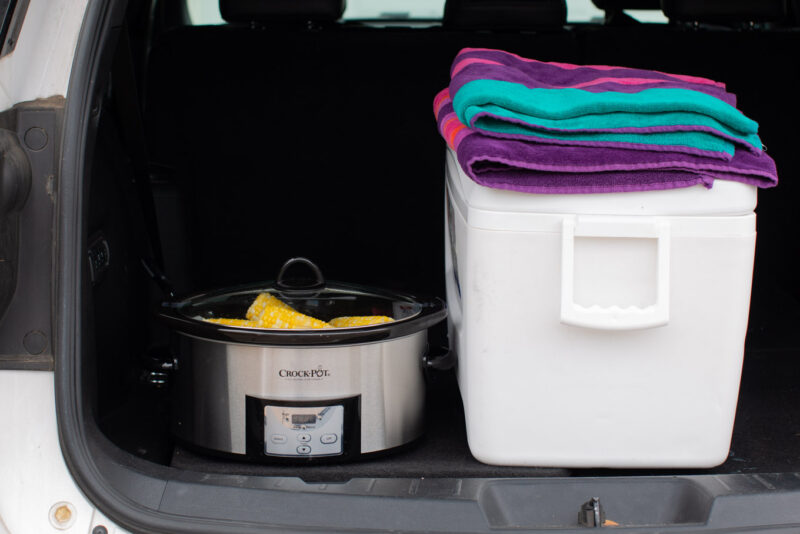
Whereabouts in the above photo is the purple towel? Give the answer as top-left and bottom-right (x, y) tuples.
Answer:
(435, 89), (778, 194)
(450, 48), (737, 106)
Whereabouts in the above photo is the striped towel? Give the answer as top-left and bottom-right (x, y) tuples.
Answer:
(448, 48), (763, 160)
(434, 88), (777, 194)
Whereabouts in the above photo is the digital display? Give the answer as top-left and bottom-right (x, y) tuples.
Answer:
(291, 414), (317, 425)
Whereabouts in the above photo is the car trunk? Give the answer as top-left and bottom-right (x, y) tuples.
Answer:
(65, 0), (800, 530)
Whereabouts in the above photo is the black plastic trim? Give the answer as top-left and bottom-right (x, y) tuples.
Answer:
(0, 0), (28, 58)
(0, 97), (64, 370)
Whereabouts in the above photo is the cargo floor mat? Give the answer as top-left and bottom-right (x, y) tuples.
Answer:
(168, 350), (800, 481)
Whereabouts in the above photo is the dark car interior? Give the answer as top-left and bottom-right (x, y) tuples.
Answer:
(76, 0), (800, 524)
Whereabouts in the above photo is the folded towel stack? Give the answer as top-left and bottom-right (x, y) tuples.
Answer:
(434, 48), (778, 194)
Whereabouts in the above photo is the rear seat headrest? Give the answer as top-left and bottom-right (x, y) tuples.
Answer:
(220, 0), (346, 24)
(592, 0), (660, 9)
(661, 0), (788, 24)
(443, 0), (566, 30)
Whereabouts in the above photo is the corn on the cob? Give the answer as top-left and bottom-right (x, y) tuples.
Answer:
(255, 305), (332, 329)
(212, 294), (395, 330)
(329, 316), (394, 328)
(245, 292), (331, 329)
(246, 292), (295, 321)
(205, 317), (261, 328)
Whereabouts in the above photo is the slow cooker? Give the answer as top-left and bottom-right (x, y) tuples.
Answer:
(158, 258), (448, 463)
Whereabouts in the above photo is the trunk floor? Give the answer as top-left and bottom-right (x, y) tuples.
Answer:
(169, 371), (570, 481)
(167, 350), (800, 481)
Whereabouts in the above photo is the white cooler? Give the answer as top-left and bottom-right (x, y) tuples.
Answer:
(444, 149), (757, 468)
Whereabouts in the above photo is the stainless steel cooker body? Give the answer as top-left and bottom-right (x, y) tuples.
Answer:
(172, 332), (427, 458)
(160, 258), (447, 462)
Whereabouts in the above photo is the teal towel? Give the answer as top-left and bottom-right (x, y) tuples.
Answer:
(454, 80), (763, 158)
(475, 105), (763, 158)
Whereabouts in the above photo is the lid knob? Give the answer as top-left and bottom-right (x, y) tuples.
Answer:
(275, 257), (326, 295)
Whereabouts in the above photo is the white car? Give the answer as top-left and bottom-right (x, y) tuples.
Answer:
(2, 0), (800, 532)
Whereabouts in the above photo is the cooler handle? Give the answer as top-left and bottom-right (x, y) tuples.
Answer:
(560, 216), (670, 330)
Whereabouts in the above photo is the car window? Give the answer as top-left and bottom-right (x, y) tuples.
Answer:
(345, 0), (444, 19)
(186, 0), (224, 25)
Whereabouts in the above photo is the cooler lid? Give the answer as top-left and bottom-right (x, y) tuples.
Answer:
(446, 148), (757, 220)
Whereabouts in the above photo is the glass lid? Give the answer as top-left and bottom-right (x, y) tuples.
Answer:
(179, 285), (423, 326)
(158, 258), (446, 346)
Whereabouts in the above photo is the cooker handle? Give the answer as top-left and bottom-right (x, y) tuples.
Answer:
(275, 257), (325, 292)
(424, 344), (455, 371)
(139, 345), (178, 389)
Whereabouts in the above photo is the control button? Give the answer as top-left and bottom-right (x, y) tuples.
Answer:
(320, 434), (338, 444)
(270, 434), (287, 444)
(297, 433), (312, 443)
(296, 445), (312, 455)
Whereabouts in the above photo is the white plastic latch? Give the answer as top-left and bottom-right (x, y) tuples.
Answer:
(560, 215), (670, 330)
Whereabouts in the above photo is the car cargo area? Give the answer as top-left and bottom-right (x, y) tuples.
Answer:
(82, 0), (800, 487)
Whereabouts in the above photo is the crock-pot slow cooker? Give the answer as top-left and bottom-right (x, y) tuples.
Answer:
(158, 258), (447, 463)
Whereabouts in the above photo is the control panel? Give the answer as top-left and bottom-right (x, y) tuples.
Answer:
(263, 404), (344, 457)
